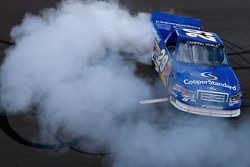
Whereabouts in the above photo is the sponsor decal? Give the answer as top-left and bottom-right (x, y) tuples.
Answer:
(184, 79), (236, 91)
(155, 20), (201, 30)
(183, 72), (236, 91)
(187, 41), (220, 48)
(201, 72), (218, 81)
(183, 29), (217, 42)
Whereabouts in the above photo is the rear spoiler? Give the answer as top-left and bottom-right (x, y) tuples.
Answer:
(151, 12), (201, 30)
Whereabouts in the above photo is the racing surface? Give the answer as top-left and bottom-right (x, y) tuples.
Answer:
(0, 0), (250, 167)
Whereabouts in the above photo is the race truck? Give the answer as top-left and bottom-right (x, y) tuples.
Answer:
(151, 12), (242, 117)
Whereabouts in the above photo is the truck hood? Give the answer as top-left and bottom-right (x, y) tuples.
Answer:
(174, 62), (241, 95)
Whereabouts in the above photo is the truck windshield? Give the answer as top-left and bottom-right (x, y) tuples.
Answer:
(176, 41), (229, 66)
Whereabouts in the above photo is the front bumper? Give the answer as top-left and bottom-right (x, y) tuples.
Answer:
(170, 97), (240, 117)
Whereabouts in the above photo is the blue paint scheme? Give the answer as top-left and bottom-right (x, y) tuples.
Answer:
(151, 12), (242, 111)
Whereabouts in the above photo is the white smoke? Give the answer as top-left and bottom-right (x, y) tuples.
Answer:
(0, 0), (153, 154)
(0, 0), (153, 113)
(1, 1), (250, 167)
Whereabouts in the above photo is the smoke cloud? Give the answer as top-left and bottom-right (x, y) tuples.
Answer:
(1, 1), (250, 167)
(0, 0), (154, 155)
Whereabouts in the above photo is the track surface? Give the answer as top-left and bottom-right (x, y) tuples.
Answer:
(0, 0), (250, 167)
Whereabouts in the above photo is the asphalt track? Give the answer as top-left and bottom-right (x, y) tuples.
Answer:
(0, 0), (250, 167)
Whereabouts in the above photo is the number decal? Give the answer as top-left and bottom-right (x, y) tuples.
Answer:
(152, 39), (170, 86)
(153, 39), (169, 72)
(158, 49), (168, 71)
(183, 29), (217, 42)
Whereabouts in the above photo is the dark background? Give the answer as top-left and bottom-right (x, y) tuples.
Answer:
(0, 0), (249, 167)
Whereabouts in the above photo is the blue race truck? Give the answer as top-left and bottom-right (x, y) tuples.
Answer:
(151, 12), (242, 117)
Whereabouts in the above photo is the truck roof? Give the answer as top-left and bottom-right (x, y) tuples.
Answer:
(151, 12), (224, 46)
